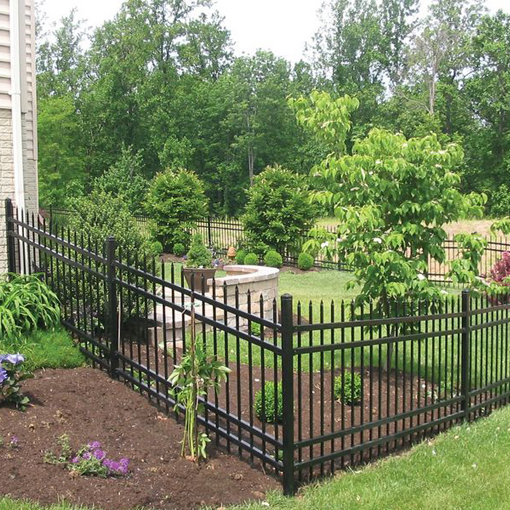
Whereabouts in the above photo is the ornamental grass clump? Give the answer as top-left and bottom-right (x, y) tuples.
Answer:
(0, 353), (32, 410)
(45, 435), (129, 477)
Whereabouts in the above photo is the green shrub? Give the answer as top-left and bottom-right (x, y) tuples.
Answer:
(244, 253), (259, 265)
(235, 249), (247, 265)
(254, 381), (283, 423)
(186, 234), (212, 268)
(173, 243), (186, 257)
(298, 252), (314, 271)
(145, 169), (208, 252)
(249, 322), (262, 336)
(242, 165), (317, 255)
(151, 241), (164, 256)
(66, 190), (153, 325)
(264, 250), (283, 268)
(334, 372), (362, 404)
(0, 274), (60, 341)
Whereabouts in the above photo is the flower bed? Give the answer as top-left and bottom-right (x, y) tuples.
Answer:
(0, 367), (277, 510)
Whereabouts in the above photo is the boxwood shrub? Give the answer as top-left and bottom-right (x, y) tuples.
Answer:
(264, 250), (283, 268)
(254, 381), (283, 423)
(298, 252), (314, 271)
(334, 372), (362, 404)
(244, 253), (259, 265)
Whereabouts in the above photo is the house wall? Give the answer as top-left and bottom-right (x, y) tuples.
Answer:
(0, 0), (38, 274)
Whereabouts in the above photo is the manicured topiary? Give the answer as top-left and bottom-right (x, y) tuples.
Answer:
(235, 249), (247, 265)
(244, 253), (259, 265)
(186, 234), (213, 268)
(254, 381), (283, 423)
(173, 243), (186, 257)
(151, 241), (164, 256)
(334, 372), (362, 404)
(297, 252), (314, 271)
(264, 250), (283, 268)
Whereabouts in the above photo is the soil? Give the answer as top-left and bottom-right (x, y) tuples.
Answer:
(0, 367), (278, 510)
(118, 333), (456, 481)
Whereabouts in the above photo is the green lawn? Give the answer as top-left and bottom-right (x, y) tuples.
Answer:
(3, 404), (510, 510)
(0, 327), (86, 371)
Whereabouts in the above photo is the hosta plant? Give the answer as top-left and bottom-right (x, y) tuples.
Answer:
(0, 353), (33, 410)
(0, 274), (60, 341)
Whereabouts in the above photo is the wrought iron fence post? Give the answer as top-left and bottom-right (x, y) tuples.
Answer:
(281, 293), (295, 495)
(106, 236), (119, 378)
(207, 216), (212, 248)
(5, 198), (15, 273)
(461, 289), (471, 422)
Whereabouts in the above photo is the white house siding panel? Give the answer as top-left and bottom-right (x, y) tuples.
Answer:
(0, 0), (38, 274)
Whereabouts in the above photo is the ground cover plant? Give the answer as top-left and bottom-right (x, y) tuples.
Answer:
(45, 435), (130, 477)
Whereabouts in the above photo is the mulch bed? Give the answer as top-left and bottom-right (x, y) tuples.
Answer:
(0, 367), (278, 510)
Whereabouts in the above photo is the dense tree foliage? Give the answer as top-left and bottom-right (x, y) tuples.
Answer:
(297, 93), (487, 305)
(36, 0), (510, 217)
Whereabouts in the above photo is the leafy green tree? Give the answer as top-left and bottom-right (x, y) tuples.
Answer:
(242, 165), (318, 256)
(295, 93), (487, 306)
(94, 146), (148, 213)
(38, 95), (86, 207)
(463, 11), (510, 206)
(145, 169), (208, 251)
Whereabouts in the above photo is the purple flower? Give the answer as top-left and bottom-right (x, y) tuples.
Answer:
(88, 441), (101, 449)
(0, 353), (24, 365)
(93, 449), (106, 461)
(71, 456), (80, 464)
(82, 452), (91, 460)
(0, 367), (7, 385)
(10, 436), (18, 447)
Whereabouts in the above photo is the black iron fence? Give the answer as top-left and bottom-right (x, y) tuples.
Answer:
(8, 199), (510, 495)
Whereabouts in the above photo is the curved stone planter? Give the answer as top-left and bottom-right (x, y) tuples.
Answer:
(151, 265), (279, 348)
(209, 265), (279, 328)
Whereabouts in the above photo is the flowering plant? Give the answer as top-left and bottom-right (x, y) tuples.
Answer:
(0, 353), (32, 410)
(45, 435), (129, 477)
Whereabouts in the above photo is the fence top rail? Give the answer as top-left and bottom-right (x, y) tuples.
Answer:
(114, 259), (281, 331)
(8, 215), (108, 265)
(293, 308), (464, 332)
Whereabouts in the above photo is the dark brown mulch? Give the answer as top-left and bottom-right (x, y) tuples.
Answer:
(0, 367), (278, 510)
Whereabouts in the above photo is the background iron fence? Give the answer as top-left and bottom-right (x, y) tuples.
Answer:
(7, 199), (510, 495)
(41, 209), (510, 282)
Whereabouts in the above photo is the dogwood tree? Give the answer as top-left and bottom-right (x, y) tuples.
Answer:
(292, 92), (487, 306)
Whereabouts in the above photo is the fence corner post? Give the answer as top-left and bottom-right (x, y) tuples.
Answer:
(4, 198), (15, 273)
(461, 289), (471, 422)
(106, 236), (119, 379)
(280, 293), (295, 496)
